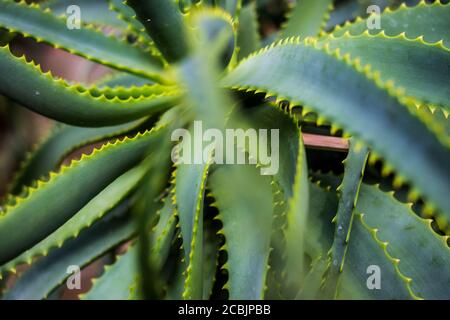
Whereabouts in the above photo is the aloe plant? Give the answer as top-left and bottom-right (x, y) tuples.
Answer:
(0, 0), (448, 300)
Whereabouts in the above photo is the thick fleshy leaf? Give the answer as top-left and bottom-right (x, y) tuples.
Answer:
(223, 39), (450, 220)
(279, 0), (332, 39)
(83, 192), (177, 300)
(245, 105), (309, 297)
(237, 2), (261, 61)
(9, 120), (146, 194)
(349, 184), (450, 299)
(44, 0), (127, 29)
(82, 244), (138, 300)
(0, 126), (166, 265)
(0, 0), (164, 79)
(322, 139), (368, 298)
(0, 44), (179, 126)
(175, 158), (210, 299)
(126, 0), (189, 63)
(330, 1), (450, 48)
(2, 212), (134, 300)
(319, 32), (450, 109)
(0, 162), (149, 278)
(209, 164), (273, 299)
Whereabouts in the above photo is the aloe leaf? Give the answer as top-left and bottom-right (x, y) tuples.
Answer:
(304, 181), (337, 261)
(223, 39), (450, 220)
(108, 0), (147, 38)
(337, 212), (413, 299)
(330, 1), (450, 48)
(43, 0), (127, 29)
(353, 184), (450, 299)
(237, 2), (261, 60)
(0, 162), (150, 278)
(0, 45), (179, 126)
(296, 182), (338, 299)
(84, 192), (177, 300)
(2, 212), (135, 300)
(107, 0), (159, 56)
(97, 73), (154, 88)
(175, 158), (210, 299)
(311, 174), (450, 299)
(322, 139), (369, 298)
(0, 126), (166, 265)
(279, 0), (333, 39)
(126, 0), (189, 62)
(245, 105), (309, 297)
(0, 1), (164, 79)
(8, 120), (146, 195)
(202, 217), (219, 299)
(82, 243), (138, 300)
(319, 32), (450, 109)
(209, 164), (273, 299)
(218, 0), (240, 17)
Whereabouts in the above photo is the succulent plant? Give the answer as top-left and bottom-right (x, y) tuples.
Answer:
(0, 0), (448, 300)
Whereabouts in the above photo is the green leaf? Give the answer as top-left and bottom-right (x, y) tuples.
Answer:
(237, 2), (261, 61)
(209, 164), (273, 299)
(82, 243), (138, 300)
(108, 0), (147, 36)
(319, 32), (450, 109)
(44, 0), (128, 29)
(175, 157), (210, 299)
(330, 1), (450, 48)
(202, 217), (219, 299)
(0, 126), (166, 265)
(8, 120), (146, 195)
(245, 105), (309, 297)
(97, 72), (154, 87)
(2, 212), (135, 300)
(223, 39), (450, 220)
(322, 139), (368, 298)
(279, 0), (333, 39)
(126, 0), (189, 63)
(218, 0), (240, 17)
(84, 192), (177, 300)
(0, 162), (149, 278)
(0, 44), (179, 126)
(0, 0), (164, 79)
(310, 174), (450, 299)
(351, 184), (450, 299)
(337, 212), (413, 299)
(107, 0), (157, 53)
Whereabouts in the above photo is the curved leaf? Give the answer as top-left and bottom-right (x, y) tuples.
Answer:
(319, 32), (450, 109)
(8, 120), (146, 194)
(0, 44), (179, 126)
(352, 184), (450, 299)
(175, 158), (210, 299)
(126, 0), (189, 63)
(0, 126), (166, 265)
(330, 1), (450, 48)
(223, 39), (450, 221)
(279, 0), (332, 39)
(322, 139), (368, 298)
(209, 164), (273, 299)
(2, 212), (134, 300)
(0, 0), (164, 79)
(237, 2), (261, 60)
(44, 0), (127, 29)
(0, 162), (149, 278)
